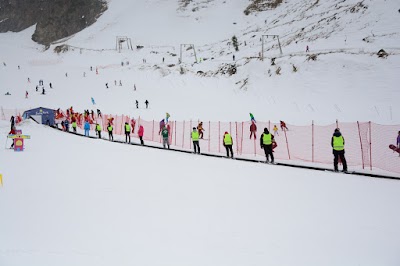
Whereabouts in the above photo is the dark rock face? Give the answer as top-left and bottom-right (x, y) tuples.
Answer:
(0, 0), (107, 45)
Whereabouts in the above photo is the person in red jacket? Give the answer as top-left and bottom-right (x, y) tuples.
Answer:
(280, 120), (289, 131)
(138, 125), (144, 145)
(250, 121), (257, 139)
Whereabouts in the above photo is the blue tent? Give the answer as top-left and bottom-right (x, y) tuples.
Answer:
(23, 107), (56, 126)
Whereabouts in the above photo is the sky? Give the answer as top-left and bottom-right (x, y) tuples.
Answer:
(1, 0), (400, 265)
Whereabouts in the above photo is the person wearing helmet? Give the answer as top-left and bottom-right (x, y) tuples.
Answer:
(223, 131), (233, 158)
(331, 128), (348, 172)
(191, 127), (200, 154)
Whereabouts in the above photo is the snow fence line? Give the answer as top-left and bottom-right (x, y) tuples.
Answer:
(47, 120), (400, 181)
(2, 109), (400, 178)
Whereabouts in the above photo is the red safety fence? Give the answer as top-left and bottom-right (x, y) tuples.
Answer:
(2, 108), (399, 175)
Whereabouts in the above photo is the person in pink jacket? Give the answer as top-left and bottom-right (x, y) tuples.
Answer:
(138, 125), (144, 145)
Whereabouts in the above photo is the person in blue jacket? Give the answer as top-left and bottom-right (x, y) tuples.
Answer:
(84, 120), (90, 136)
(64, 119), (70, 132)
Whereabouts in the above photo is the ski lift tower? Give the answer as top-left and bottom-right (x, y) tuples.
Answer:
(179, 44), (198, 64)
(116, 36), (133, 53)
(261, 34), (282, 61)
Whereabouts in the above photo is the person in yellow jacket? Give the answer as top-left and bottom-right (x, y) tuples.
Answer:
(223, 131), (233, 158)
(331, 128), (347, 172)
(107, 123), (113, 141)
(260, 128), (275, 163)
(124, 122), (131, 143)
(191, 127), (200, 154)
(95, 123), (102, 139)
(71, 121), (77, 133)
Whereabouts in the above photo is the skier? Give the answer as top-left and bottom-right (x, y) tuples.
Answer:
(10, 115), (15, 130)
(273, 125), (279, 136)
(135, 100), (139, 109)
(25, 91), (28, 98)
(138, 125), (144, 145)
(161, 125), (170, 149)
(306, 45), (310, 52)
(49, 83), (52, 89)
(84, 121), (90, 136)
(71, 120), (77, 133)
(124, 122), (131, 143)
(280, 120), (289, 131)
(64, 119), (69, 132)
(145, 100), (149, 109)
(97, 109), (102, 117)
(96, 123), (102, 139)
(42, 88), (45, 95)
(191, 127), (200, 154)
(197, 122), (204, 139)
(134, 84), (137, 91)
(159, 119), (165, 135)
(223, 131), (234, 158)
(130, 118), (136, 133)
(233, 55), (235, 61)
(91, 97), (96, 105)
(106, 83), (109, 89)
(260, 128), (275, 164)
(397, 131), (400, 149)
(250, 121), (257, 139)
(65, 73), (68, 77)
(331, 128), (348, 172)
(107, 123), (113, 141)
(119, 80), (122, 86)
(36, 85), (38, 92)
(8, 126), (16, 149)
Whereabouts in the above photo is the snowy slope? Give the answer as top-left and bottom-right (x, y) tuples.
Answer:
(1, 120), (400, 266)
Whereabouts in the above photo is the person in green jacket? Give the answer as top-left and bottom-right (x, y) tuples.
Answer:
(191, 127), (200, 154)
(107, 123), (113, 141)
(223, 131), (233, 158)
(124, 122), (131, 143)
(162, 125), (170, 149)
(331, 128), (347, 172)
(71, 121), (77, 133)
(96, 123), (102, 139)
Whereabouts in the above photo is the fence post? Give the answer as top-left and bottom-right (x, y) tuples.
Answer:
(357, 121), (365, 169)
(235, 122), (239, 155)
(208, 121), (211, 152)
(152, 120), (154, 141)
(189, 120), (192, 149)
(336, 119), (339, 129)
(369, 121), (372, 170)
(218, 121), (221, 153)
(174, 120), (177, 145)
(312, 120), (314, 163)
(268, 120), (271, 131)
(284, 128), (291, 160)
(182, 120), (185, 148)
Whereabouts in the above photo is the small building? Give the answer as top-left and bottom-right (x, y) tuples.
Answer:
(23, 107), (56, 126)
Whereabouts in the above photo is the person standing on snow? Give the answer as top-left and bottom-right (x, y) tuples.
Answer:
(107, 123), (113, 141)
(8, 126), (16, 149)
(96, 123), (102, 139)
(64, 119), (70, 132)
(223, 131), (234, 158)
(10, 115), (15, 130)
(124, 122), (131, 143)
(84, 121), (90, 136)
(138, 125), (144, 145)
(260, 128), (275, 163)
(331, 128), (348, 172)
(72, 120), (77, 133)
(135, 100), (139, 109)
(145, 100), (149, 109)
(162, 125), (170, 149)
(191, 127), (200, 154)
(250, 121), (257, 139)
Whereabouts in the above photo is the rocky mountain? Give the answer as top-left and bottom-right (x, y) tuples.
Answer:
(0, 0), (107, 46)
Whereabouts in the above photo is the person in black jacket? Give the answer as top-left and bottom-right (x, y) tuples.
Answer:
(260, 128), (275, 163)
